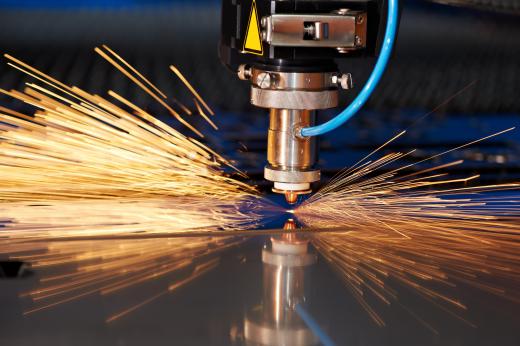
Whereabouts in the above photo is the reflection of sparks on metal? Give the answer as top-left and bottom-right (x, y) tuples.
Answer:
(0, 198), (267, 321)
(0, 47), (266, 321)
(0, 46), (256, 201)
(295, 129), (520, 330)
(243, 220), (319, 346)
(0, 197), (263, 240)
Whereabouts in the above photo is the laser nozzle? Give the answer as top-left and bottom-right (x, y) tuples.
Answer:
(284, 191), (298, 205)
(271, 184), (311, 205)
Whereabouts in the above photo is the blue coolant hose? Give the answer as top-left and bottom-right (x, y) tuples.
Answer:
(300, 0), (399, 137)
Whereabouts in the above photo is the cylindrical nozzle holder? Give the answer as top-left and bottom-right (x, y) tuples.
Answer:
(267, 109), (316, 170)
(245, 67), (339, 193)
(265, 109), (320, 190)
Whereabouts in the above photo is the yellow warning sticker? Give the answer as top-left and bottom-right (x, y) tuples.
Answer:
(243, 0), (263, 56)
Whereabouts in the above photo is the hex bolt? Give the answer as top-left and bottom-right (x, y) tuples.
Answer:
(237, 65), (252, 81)
(332, 73), (353, 90)
(339, 73), (353, 90)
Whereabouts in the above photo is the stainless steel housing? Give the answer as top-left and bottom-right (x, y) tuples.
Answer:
(247, 68), (338, 192)
(238, 60), (345, 193)
(261, 12), (367, 51)
(266, 109), (320, 187)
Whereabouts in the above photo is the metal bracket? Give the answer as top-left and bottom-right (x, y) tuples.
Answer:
(261, 11), (367, 51)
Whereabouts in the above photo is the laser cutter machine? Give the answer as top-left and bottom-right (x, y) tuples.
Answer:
(219, 0), (399, 203)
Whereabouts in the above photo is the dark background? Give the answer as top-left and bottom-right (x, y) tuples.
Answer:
(0, 0), (518, 190)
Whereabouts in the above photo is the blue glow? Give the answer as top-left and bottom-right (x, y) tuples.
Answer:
(295, 304), (336, 346)
(300, 0), (399, 137)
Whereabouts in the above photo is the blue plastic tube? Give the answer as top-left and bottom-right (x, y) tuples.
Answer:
(300, 0), (399, 137)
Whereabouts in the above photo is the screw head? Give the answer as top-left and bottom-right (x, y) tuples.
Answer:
(256, 72), (272, 89)
(339, 73), (353, 90)
(261, 30), (267, 41)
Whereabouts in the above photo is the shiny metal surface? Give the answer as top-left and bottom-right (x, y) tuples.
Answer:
(331, 72), (354, 90)
(244, 65), (343, 195)
(267, 109), (316, 171)
(264, 167), (320, 184)
(244, 234), (318, 345)
(262, 13), (367, 49)
(262, 246), (316, 267)
(1, 231), (519, 346)
(244, 319), (316, 346)
(250, 69), (336, 90)
(249, 68), (338, 194)
(250, 87), (338, 110)
(265, 109), (319, 188)
(0, 4), (519, 344)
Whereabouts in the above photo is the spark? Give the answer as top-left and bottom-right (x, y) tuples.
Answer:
(0, 46), (257, 201)
(406, 79), (478, 129)
(0, 47), (267, 321)
(105, 258), (220, 323)
(1, 45), (517, 330)
(0, 197), (267, 321)
(295, 129), (520, 329)
(92, 46), (200, 135)
(170, 65), (215, 116)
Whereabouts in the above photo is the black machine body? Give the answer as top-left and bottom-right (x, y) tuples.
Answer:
(219, 0), (389, 73)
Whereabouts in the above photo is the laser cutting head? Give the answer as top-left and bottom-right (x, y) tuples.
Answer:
(241, 66), (345, 203)
(220, 0), (388, 203)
